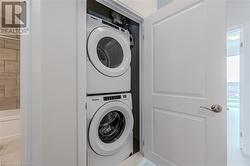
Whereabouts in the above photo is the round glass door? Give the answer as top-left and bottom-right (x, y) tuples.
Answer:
(97, 37), (124, 69)
(88, 27), (131, 77)
(88, 102), (133, 156)
(98, 111), (126, 143)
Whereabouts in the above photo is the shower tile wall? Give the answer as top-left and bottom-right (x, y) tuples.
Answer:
(0, 35), (20, 110)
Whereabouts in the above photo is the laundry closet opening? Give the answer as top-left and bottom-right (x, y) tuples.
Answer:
(87, 0), (141, 157)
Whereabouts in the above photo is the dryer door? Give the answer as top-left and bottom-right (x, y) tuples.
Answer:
(89, 101), (133, 156)
(87, 26), (131, 77)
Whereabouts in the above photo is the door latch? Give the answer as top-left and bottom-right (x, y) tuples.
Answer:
(200, 104), (223, 113)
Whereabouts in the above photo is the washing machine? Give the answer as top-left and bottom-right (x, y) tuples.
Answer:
(87, 93), (133, 166)
(87, 14), (131, 95)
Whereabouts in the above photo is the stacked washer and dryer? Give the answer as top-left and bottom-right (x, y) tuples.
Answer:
(86, 14), (134, 166)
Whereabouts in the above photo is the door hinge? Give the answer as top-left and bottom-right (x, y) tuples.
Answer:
(142, 24), (145, 40)
(140, 139), (145, 155)
(240, 42), (244, 48)
(240, 132), (243, 137)
(85, 103), (87, 110)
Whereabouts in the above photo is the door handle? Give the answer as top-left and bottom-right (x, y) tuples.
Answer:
(200, 104), (223, 113)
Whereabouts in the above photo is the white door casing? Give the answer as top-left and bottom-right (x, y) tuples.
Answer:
(142, 0), (227, 165)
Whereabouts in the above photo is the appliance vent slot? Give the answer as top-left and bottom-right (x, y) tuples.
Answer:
(102, 20), (119, 30)
(90, 16), (98, 20)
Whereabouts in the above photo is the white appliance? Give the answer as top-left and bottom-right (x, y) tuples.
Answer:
(87, 14), (131, 95)
(87, 93), (133, 166)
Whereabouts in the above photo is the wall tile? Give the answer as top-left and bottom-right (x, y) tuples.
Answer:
(0, 85), (4, 97)
(17, 73), (20, 85)
(0, 60), (4, 72)
(0, 73), (16, 80)
(5, 61), (19, 73)
(5, 85), (18, 97)
(0, 48), (16, 60)
(17, 51), (20, 62)
(4, 39), (20, 50)
(0, 80), (17, 85)
(0, 97), (17, 110)
(0, 36), (20, 110)
(0, 73), (16, 85)
(0, 34), (18, 39)
(16, 85), (20, 108)
(0, 38), (4, 48)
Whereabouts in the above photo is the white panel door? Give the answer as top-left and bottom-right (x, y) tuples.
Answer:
(142, 0), (227, 165)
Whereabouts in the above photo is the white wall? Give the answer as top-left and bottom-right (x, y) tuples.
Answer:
(226, 0), (250, 27)
(157, 0), (172, 9)
(118, 0), (157, 17)
(23, 0), (86, 165)
(28, 0), (87, 165)
(40, 0), (78, 165)
(226, 0), (250, 156)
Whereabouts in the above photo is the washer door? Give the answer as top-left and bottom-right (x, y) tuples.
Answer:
(87, 26), (131, 77)
(89, 101), (133, 156)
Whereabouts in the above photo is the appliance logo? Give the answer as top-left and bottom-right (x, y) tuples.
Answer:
(1, 0), (30, 35)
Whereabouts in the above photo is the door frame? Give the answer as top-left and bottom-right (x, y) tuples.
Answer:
(238, 23), (250, 156)
(21, 0), (87, 166)
(227, 23), (250, 156)
(77, 0), (87, 166)
(241, 22), (250, 156)
(21, 0), (42, 165)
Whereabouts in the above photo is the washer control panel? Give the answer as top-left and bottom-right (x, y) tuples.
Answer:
(103, 94), (127, 101)
(89, 93), (130, 103)
(87, 93), (132, 112)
